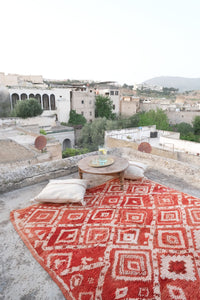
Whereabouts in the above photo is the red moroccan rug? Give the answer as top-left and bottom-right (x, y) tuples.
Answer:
(10, 178), (200, 300)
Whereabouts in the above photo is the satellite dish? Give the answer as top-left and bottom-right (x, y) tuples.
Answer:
(34, 135), (47, 151)
(138, 142), (152, 153)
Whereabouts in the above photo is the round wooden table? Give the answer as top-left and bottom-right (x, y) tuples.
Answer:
(78, 155), (129, 190)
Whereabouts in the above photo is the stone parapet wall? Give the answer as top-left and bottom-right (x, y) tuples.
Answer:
(177, 151), (200, 167)
(0, 152), (97, 193)
(106, 136), (200, 166)
(160, 136), (200, 155)
(106, 136), (178, 160)
(110, 147), (200, 189)
(1, 147), (200, 193)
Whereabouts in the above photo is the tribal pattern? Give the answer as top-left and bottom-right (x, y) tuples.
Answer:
(10, 178), (200, 299)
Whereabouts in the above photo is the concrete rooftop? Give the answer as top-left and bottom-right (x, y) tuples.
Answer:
(1, 168), (200, 300)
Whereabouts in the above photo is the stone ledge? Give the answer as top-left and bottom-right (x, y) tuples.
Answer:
(0, 152), (98, 193)
(1, 147), (199, 193)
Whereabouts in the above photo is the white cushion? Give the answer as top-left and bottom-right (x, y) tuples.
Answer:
(128, 161), (148, 170)
(34, 179), (88, 205)
(124, 161), (147, 180)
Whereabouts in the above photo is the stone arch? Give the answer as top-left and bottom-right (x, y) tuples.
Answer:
(50, 94), (56, 110)
(29, 93), (35, 99)
(42, 94), (49, 110)
(63, 138), (71, 150)
(11, 93), (19, 108)
(21, 93), (27, 100)
(35, 94), (42, 106)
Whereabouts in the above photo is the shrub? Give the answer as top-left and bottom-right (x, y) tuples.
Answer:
(0, 87), (11, 117)
(39, 129), (47, 135)
(68, 110), (87, 126)
(62, 147), (89, 158)
(176, 122), (193, 135)
(13, 98), (42, 118)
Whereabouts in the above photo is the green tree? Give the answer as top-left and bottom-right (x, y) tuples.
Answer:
(13, 98), (42, 118)
(106, 114), (140, 130)
(68, 110), (87, 126)
(176, 122), (193, 135)
(128, 113), (140, 128)
(180, 132), (200, 143)
(95, 95), (115, 119)
(78, 117), (108, 151)
(78, 114), (141, 151)
(138, 109), (170, 130)
(193, 116), (200, 135)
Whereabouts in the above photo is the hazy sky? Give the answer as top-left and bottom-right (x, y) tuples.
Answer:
(1, 0), (200, 84)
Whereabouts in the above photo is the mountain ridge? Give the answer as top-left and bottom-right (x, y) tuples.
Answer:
(143, 76), (200, 92)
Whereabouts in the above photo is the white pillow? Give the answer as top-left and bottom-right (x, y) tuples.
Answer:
(33, 179), (88, 205)
(124, 161), (147, 180)
(128, 161), (148, 171)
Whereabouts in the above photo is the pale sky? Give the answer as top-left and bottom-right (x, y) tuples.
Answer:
(1, 0), (200, 85)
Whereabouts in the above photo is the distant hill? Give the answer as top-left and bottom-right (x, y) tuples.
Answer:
(143, 76), (200, 92)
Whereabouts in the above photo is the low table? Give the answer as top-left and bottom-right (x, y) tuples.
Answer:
(78, 155), (129, 190)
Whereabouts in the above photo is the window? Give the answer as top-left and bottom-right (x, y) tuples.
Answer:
(81, 111), (84, 115)
(90, 111), (92, 116)
(113, 104), (115, 110)
(81, 100), (84, 104)
(110, 91), (114, 95)
(115, 91), (119, 95)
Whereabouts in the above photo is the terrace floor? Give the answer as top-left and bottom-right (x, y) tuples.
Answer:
(1, 168), (200, 300)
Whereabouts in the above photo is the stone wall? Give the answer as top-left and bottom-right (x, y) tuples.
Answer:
(106, 136), (200, 165)
(0, 152), (98, 193)
(166, 111), (200, 125)
(46, 142), (62, 160)
(106, 136), (178, 160)
(1, 147), (200, 193)
(0, 115), (56, 128)
(160, 136), (200, 155)
(105, 126), (156, 142)
(120, 99), (139, 116)
(71, 91), (95, 122)
(110, 147), (200, 189)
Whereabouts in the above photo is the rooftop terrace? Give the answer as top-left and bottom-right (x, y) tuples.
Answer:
(1, 146), (200, 299)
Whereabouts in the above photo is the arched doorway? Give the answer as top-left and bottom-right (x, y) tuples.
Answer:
(35, 94), (42, 107)
(11, 93), (19, 108)
(63, 139), (71, 150)
(50, 94), (56, 110)
(42, 94), (49, 110)
(29, 94), (35, 99)
(21, 93), (27, 100)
